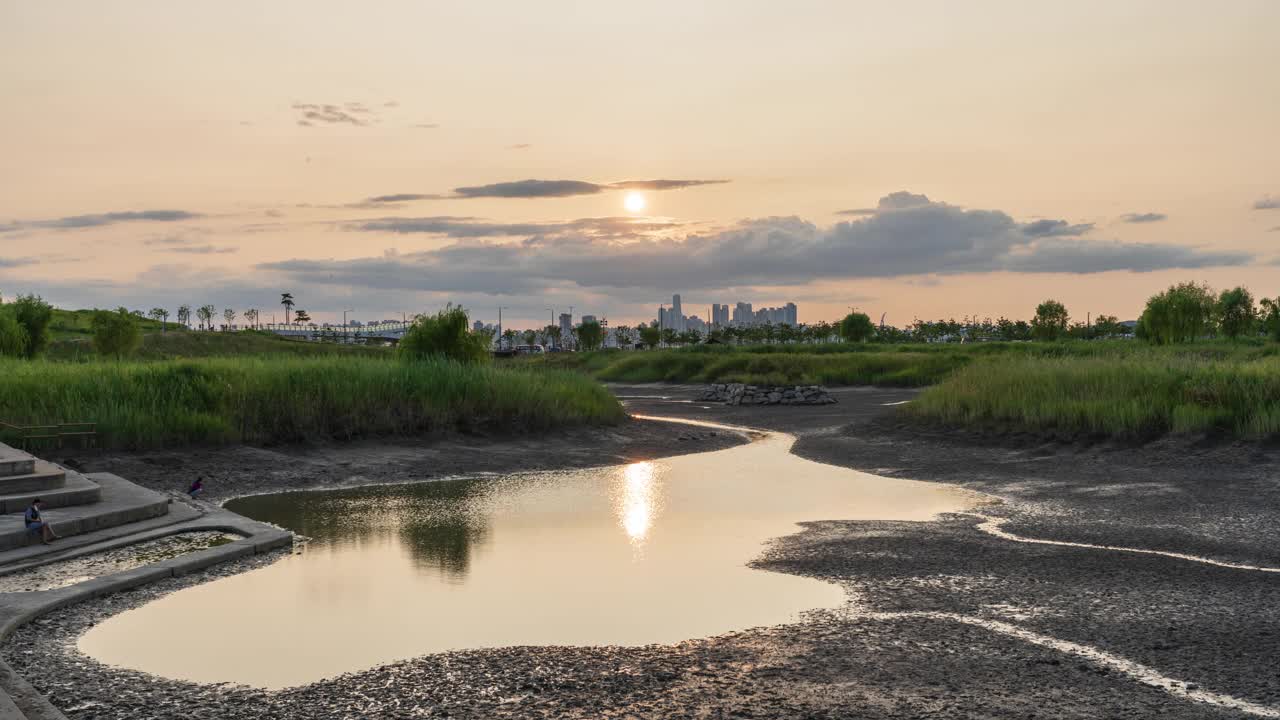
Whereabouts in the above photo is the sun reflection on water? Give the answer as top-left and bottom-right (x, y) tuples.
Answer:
(618, 461), (659, 547)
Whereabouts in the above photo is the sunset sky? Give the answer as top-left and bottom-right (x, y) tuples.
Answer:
(2, 1), (1278, 328)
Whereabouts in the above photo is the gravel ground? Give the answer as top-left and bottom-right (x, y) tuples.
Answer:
(4, 384), (1278, 719)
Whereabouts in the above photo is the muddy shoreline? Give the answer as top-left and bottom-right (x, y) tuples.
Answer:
(7, 384), (1280, 718)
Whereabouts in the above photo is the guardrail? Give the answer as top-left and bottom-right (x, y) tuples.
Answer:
(0, 421), (97, 451)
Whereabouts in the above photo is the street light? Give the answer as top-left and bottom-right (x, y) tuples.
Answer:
(497, 306), (509, 348)
(545, 307), (555, 348)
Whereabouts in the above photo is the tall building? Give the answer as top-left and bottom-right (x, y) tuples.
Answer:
(785, 302), (798, 326)
(559, 312), (572, 339)
(580, 314), (597, 325)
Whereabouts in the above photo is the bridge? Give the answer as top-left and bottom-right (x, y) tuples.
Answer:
(261, 321), (414, 344)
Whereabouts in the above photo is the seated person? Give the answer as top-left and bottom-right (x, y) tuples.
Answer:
(25, 499), (60, 545)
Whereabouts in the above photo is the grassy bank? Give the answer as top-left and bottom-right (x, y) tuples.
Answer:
(0, 357), (624, 450)
(904, 354), (1280, 440)
(46, 330), (392, 362)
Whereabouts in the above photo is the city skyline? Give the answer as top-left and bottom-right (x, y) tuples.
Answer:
(2, 2), (1278, 327)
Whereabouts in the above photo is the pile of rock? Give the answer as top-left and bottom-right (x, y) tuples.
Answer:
(698, 383), (837, 406)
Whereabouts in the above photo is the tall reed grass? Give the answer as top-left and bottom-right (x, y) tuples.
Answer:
(0, 357), (624, 449)
(904, 355), (1280, 439)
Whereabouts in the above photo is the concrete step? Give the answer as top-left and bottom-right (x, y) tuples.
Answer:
(0, 443), (35, 480)
(0, 474), (169, 552)
(0, 473), (100, 515)
(0, 461), (66, 496)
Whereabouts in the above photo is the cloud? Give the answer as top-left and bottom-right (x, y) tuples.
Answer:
(507, 144), (532, 150)
(1020, 219), (1094, 237)
(360, 177), (731, 203)
(610, 179), (729, 191)
(362, 193), (446, 205)
(1119, 212), (1168, 223)
(0, 210), (201, 233)
(265, 192), (1250, 297)
(452, 179), (606, 199)
(292, 102), (377, 127)
(1254, 195), (1280, 210)
(835, 208), (878, 216)
(162, 245), (237, 255)
(1270, 226), (1280, 232)
(411, 123), (439, 129)
(350, 215), (685, 239)
(0, 257), (39, 269)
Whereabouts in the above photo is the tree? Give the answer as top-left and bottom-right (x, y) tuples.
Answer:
(1031, 300), (1070, 341)
(501, 328), (518, 348)
(196, 304), (216, 330)
(293, 309), (311, 325)
(177, 304), (191, 329)
(148, 307), (169, 332)
(223, 308), (237, 330)
(398, 304), (490, 364)
(676, 328), (702, 346)
(838, 311), (875, 343)
(660, 327), (678, 347)
(1093, 314), (1122, 338)
(1216, 287), (1255, 340)
(1138, 282), (1216, 344)
(575, 320), (605, 351)
(10, 294), (53, 358)
(90, 307), (142, 358)
(639, 325), (661, 349)
(281, 293), (295, 325)
(613, 325), (634, 348)
(543, 324), (562, 350)
(0, 309), (28, 358)
(521, 329), (537, 347)
(1260, 298), (1280, 341)
(243, 308), (259, 329)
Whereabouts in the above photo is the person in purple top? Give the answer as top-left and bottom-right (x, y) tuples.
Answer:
(25, 498), (60, 545)
(187, 476), (205, 499)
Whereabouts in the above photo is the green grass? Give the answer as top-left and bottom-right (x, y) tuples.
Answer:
(0, 357), (624, 450)
(904, 353), (1280, 440)
(46, 329), (391, 362)
(47, 308), (172, 340)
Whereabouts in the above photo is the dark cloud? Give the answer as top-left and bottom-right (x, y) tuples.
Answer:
(610, 179), (729, 191)
(162, 245), (238, 255)
(1119, 212), (1168, 223)
(1020, 219), (1094, 237)
(365, 177), (731, 202)
(453, 179), (606, 199)
(1254, 195), (1280, 210)
(293, 102), (377, 127)
(0, 210), (201, 233)
(835, 208), (878, 216)
(269, 192), (1249, 296)
(351, 215), (683, 239)
(0, 257), (39, 268)
(362, 193), (446, 205)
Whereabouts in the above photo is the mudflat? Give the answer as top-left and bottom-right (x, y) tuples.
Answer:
(7, 384), (1279, 719)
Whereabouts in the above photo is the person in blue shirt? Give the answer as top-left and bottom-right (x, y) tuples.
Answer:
(25, 498), (60, 545)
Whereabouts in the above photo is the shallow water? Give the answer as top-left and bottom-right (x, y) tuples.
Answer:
(79, 418), (972, 689)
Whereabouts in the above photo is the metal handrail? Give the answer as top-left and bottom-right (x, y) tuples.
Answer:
(0, 420), (98, 450)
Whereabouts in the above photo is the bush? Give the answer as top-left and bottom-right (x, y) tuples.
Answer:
(398, 305), (490, 364)
(91, 307), (142, 358)
(10, 294), (53, 358)
(838, 312), (875, 342)
(0, 310), (28, 357)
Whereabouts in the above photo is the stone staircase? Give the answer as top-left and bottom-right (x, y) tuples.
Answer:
(0, 442), (168, 552)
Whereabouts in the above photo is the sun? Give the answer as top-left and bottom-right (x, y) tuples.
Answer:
(623, 192), (646, 213)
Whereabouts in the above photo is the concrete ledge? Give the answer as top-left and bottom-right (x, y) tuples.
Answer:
(0, 475), (99, 516)
(0, 505), (293, 719)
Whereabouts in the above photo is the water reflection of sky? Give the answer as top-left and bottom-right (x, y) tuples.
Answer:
(80, 423), (973, 689)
